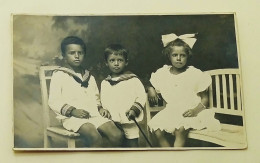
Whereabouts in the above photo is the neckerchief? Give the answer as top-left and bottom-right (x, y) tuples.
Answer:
(54, 66), (91, 88)
(105, 71), (137, 85)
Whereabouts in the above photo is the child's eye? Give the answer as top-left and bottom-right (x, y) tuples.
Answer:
(69, 51), (76, 55)
(180, 54), (187, 57)
(172, 54), (178, 57)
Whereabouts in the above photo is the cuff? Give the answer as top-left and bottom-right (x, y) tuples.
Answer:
(61, 104), (75, 117)
(131, 102), (144, 116)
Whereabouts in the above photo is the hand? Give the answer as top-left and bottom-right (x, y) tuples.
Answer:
(182, 109), (198, 117)
(125, 109), (137, 121)
(71, 109), (91, 119)
(147, 87), (160, 106)
(99, 108), (112, 119)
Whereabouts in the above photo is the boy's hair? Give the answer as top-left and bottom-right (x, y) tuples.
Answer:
(162, 39), (192, 58)
(104, 44), (128, 61)
(61, 36), (86, 57)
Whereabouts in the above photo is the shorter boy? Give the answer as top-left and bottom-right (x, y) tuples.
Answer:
(99, 44), (146, 147)
(48, 36), (123, 147)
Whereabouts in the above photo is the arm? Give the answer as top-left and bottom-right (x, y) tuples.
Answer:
(147, 86), (160, 105)
(183, 89), (209, 117)
(183, 69), (212, 117)
(147, 70), (163, 105)
(48, 71), (72, 116)
(126, 78), (146, 120)
(98, 80), (111, 119)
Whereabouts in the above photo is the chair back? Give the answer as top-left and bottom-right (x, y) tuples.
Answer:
(207, 69), (243, 116)
(39, 66), (61, 130)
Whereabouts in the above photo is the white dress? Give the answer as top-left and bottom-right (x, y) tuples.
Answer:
(148, 65), (221, 133)
(48, 67), (109, 132)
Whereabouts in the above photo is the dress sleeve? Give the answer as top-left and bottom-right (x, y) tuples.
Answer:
(48, 71), (74, 116)
(196, 71), (212, 93)
(150, 69), (163, 91)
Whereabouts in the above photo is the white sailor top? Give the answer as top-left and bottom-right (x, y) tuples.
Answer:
(100, 72), (146, 124)
(48, 67), (101, 120)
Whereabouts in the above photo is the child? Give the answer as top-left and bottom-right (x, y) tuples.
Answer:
(147, 33), (221, 147)
(99, 44), (146, 147)
(48, 36), (123, 147)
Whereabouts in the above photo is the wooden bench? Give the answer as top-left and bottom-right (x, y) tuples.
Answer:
(39, 66), (81, 148)
(145, 69), (247, 148)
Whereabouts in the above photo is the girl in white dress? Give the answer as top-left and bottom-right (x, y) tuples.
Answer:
(147, 33), (221, 147)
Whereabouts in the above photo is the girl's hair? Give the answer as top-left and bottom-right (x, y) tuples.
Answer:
(61, 36), (86, 57)
(162, 39), (192, 57)
(104, 44), (128, 61)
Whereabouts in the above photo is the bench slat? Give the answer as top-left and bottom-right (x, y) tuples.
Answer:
(212, 107), (243, 116)
(189, 124), (246, 148)
(207, 69), (239, 75)
(229, 74), (235, 110)
(222, 74), (228, 109)
(215, 75), (221, 108)
(209, 84), (213, 107)
(47, 127), (80, 137)
(236, 74), (242, 111)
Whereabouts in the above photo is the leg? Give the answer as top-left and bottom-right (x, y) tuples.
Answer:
(78, 123), (102, 147)
(123, 138), (139, 147)
(120, 123), (140, 147)
(44, 135), (52, 148)
(149, 129), (158, 147)
(67, 138), (76, 148)
(173, 126), (189, 147)
(154, 129), (171, 147)
(97, 121), (124, 147)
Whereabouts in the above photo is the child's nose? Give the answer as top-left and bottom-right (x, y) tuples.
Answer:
(74, 53), (79, 58)
(177, 55), (181, 60)
(114, 60), (119, 65)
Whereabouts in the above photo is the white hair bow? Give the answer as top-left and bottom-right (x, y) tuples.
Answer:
(161, 33), (197, 48)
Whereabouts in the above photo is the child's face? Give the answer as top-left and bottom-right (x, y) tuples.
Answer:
(106, 53), (128, 76)
(169, 46), (188, 69)
(64, 44), (84, 68)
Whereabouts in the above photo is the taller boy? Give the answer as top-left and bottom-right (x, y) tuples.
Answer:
(100, 44), (146, 147)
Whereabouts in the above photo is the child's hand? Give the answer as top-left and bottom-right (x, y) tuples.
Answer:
(71, 109), (91, 119)
(147, 87), (160, 105)
(125, 109), (137, 121)
(99, 108), (112, 119)
(182, 109), (198, 117)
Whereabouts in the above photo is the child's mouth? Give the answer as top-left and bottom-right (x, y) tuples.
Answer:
(113, 67), (121, 71)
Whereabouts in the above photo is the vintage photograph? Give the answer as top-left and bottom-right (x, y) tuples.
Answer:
(13, 13), (247, 150)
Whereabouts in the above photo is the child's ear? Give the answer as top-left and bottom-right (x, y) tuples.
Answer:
(125, 59), (129, 66)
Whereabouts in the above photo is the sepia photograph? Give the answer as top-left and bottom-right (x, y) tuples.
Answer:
(13, 13), (247, 150)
